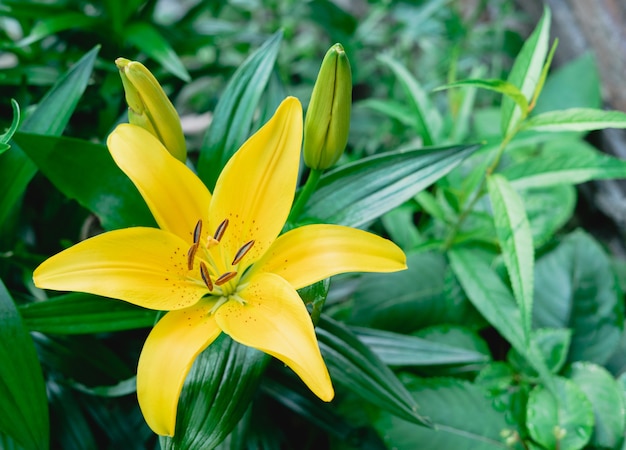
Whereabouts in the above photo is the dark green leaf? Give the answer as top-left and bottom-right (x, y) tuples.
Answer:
(0, 99), (20, 154)
(522, 184), (576, 246)
(20, 293), (156, 334)
(0, 280), (48, 449)
(48, 381), (99, 450)
(13, 133), (155, 230)
(197, 31), (283, 191)
(0, 46), (99, 228)
(302, 144), (480, 228)
(13, 12), (98, 47)
(161, 335), (270, 450)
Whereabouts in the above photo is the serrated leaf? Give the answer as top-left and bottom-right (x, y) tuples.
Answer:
(125, 22), (190, 82)
(522, 108), (626, 132)
(435, 79), (528, 112)
(13, 133), (155, 230)
(487, 174), (534, 340)
(508, 328), (571, 376)
(503, 139), (626, 189)
(301, 143), (480, 228)
(533, 230), (624, 364)
(526, 376), (594, 450)
(501, 6), (551, 136)
(378, 54), (442, 145)
(0, 280), (48, 450)
(197, 31), (282, 191)
(352, 327), (490, 367)
(19, 293), (157, 334)
(317, 316), (430, 427)
(160, 335), (270, 450)
(0, 46), (99, 228)
(375, 376), (510, 450)
(567, 362), (625, 449)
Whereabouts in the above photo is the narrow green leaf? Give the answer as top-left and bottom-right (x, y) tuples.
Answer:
(487, 174), (534, 341)
(19, 293), (157, 334)
(0, 280), (48, 450)
(0, 99), (20, 154)
(526, 377), (594, 450)
(435, 79), (528, 112)
(161, 335), (270, 450)
(378, 54), (442, 145)
(317, 316), (430, 427)
(567, 362), (625, 449)
(358, 98), (414, 127)
(13, 132), (155, 230)
(503, 139), (626, 189)
(12, 12), (98, 47)
(125, 22), (190, 82)
(302, 143), (480, 228)
(0, 46), (99, 228)
(529, 38), (558, 109)
(501, 6), (551, 136)
(352, 327), (490, 367)
(197, 31), (283, 191)
(521, 108), (626, 132)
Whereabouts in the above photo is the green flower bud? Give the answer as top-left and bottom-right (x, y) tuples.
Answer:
(303, 43), (352, 170)
(116, 58), (187, 162)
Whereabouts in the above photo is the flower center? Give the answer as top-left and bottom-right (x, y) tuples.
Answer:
(185, 218), (254, 297)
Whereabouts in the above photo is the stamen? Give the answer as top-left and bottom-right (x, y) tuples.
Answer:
(215, 271), (238, 286)
(199, 262), (213, 291)
(213, 219), (229, 242)
(187, 243), (199, 270)
(232, 240), (255, 265)
(193, 219), (203, 244)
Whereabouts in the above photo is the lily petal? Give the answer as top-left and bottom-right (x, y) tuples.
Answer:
(209, 97), (302, 268)
(33, 228), (207, 310)
(108, 124), (211, 243)
(249, 224), (407, 290)
(215, 272), (333, 402)
(137, 301), (221, 436)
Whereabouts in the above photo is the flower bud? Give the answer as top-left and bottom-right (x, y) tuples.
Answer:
(116, 58), (187, 162)
(303, 43), (352, 170)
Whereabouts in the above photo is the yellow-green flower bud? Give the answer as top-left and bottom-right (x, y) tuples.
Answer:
(116, 58), (187, 162)
(303, 43), (352, 170)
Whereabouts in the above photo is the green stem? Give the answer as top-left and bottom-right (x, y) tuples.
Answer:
(287, 168), (323, 225)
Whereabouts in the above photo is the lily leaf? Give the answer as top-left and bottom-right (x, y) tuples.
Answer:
(0, 99), (20, 154)
(435, 79), (528, 112)
(521, 108), (626, 132)
(302, 143), (480, 228)
(197, 31), (283, 191)
(0, 280), (48, 450)
(0, 46), (99, 228)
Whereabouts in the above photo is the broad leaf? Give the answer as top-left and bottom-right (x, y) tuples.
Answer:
(522, 108), (626, 132)
(0, 46), (99, 228)
(487, 174), (534, 340)
(197, 31), (283, 191)
(13, 133), (155, 230)
(0, 280), (48, 450)
(302, 143), (480, 228)
(501, 6), (551, 136)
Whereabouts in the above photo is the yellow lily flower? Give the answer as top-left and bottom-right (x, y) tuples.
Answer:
(33, 97), (407, 437)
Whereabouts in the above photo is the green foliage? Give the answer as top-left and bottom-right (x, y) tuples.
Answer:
(2, 1), (626, 449)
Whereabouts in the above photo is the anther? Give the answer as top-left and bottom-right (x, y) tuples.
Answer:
(199, 262), (213, 291)
(232, 240), (255, 265)
(215, 271), (238, 286)
(187, 243), (199, 270)
(213, 219), (229, 242)
(193, 219), (203, 244)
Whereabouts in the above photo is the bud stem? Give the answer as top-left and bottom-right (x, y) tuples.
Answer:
(287, 168), (323, 226)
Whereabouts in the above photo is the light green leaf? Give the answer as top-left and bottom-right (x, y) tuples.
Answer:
(19, 293), (157, 334)
(358, 98), (415, 127)
(508, 328), (571, 376)
(487, 174), (534, 340)
(0, 280), (48, 449)
(378, 54), (442, 145)
(197, 31), (282, 191)
(435, 79), (528, 112)
(161, 335), (270, 450)
(302, 143), (480, 228)
(125, 22), (190, 82)
(501, 6), (551, 136)
(526, 376), (594, 450)
(567, 362), (625, 449)
(522, 108), (626, 132)
(523, 185), (576, 246)
(375, 376), (510, 450)
(0, 46), (99, 228)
